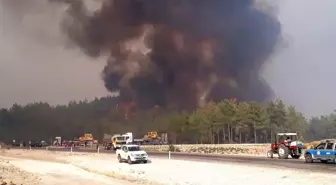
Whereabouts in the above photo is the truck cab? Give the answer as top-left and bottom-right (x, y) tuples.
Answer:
(304, 140), (336, 163)
(112, 135), (127, 150)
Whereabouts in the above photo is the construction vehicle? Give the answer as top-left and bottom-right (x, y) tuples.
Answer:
(266, 133), (304, 159)
(53, 136), (62, 146)
(142, 131), (164, 145)
(111, 134), (127, 150)
(123, 132), (133, 144)
(102, 134), (127, 150)
(79, 133), (98, 147)
(102, 134), (113, 150)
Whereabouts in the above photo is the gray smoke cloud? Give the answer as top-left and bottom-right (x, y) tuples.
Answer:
(1, 0), (282, 110)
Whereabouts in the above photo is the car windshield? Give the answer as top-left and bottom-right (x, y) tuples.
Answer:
(116, 137), (125, 140)
(128, 146), (142, 151)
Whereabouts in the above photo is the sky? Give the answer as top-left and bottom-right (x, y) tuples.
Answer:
(264, 0), (336, 116)
(0, 0), (335, 117)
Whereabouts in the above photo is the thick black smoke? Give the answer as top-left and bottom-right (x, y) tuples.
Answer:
(57, 0), (281, 109)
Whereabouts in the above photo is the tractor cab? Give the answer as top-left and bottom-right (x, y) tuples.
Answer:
(276, 133), (300, 146)
(267, 132), (304, 159)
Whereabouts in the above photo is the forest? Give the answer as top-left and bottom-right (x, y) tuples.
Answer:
(0, 96), (334, 144)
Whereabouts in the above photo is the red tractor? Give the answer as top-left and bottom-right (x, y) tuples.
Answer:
(266, 133), (304, 159)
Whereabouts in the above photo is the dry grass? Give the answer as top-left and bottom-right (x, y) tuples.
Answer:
(142, 144), (269, 156)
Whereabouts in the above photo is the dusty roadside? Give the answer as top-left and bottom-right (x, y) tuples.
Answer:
(1, 149), (336, 185)
(0, 149), (139, 185)
(0, 157), (40, 185)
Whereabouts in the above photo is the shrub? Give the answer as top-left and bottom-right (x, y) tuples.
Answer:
(142, 144), (269, 155)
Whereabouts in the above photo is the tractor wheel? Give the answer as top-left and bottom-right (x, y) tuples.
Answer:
(304, 153), (313, 163)
(278, 145), (289, 159)
(266, 150), (274, 158)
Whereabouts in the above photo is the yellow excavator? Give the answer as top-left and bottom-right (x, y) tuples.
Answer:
(79, 133), (98, 145)
(143, 131), (161, 142)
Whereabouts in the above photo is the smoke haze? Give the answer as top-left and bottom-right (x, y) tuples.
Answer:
(0, 0), (110, 106)
(56, 0), (281, 109)
(1, 0), (335, 116)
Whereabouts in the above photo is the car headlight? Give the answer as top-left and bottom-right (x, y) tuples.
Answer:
(130, 154), (135, 157)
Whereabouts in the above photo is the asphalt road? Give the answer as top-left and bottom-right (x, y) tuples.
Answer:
(4, 146), (333, 173)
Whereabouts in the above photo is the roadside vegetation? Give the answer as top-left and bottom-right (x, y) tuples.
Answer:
(0, 96), (334, 144)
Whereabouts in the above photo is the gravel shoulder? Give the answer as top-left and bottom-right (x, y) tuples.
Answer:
(0, 149), (136, 185)
(1, 149), (336, 185)
(0, 157), (40, 185)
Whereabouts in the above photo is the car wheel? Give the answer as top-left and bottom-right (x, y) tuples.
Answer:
(127, 156), (132, 165)
(304, 153), (313, 163)
(143, 160), (147, 164)
(118, 154), (122, 163)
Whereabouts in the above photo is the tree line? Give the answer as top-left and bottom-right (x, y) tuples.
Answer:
(0, 96), (334, 144)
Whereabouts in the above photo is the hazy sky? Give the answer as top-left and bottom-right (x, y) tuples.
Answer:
(265, 0), (336, 117)
(0, 0), (335, 117)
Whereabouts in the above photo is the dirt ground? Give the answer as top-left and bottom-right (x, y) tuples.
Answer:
(1, 148), (336, 185)
(0, 149), (136, 185)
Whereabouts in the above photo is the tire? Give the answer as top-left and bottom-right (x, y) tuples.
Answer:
(304, 153), (313, 163)
(266, 150), (274, 158)
(143, 160), (148, 164)
(127, 156), (133, 165)
(278, 145), (289, 159)
(118, 154), (122, 163)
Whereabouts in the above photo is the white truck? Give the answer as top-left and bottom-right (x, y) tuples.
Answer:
(123, 132), (133, 144)
(116, 144), (148, 164)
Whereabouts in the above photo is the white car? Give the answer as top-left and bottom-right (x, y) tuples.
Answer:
(116, 145), (148, 164)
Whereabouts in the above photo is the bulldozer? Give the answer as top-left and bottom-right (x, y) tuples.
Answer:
(79, 133), (98, 147)
(143, 131), (162, 144)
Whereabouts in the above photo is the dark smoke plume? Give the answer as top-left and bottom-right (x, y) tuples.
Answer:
(56, 0), (281, 109)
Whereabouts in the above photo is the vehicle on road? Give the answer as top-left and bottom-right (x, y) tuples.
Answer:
(103, 134), (127, 150)
(304, 140), (336, 163)
(79, 133), (98, 147)
(116, 144), (148, 164)
(102, 134), (113, 150)
(30, 142), (42, 148)
(266, 133), (304, 159)
(12, 140), (20, 147)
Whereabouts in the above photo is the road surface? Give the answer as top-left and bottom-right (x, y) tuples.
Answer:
(7, 146), (336, 173)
